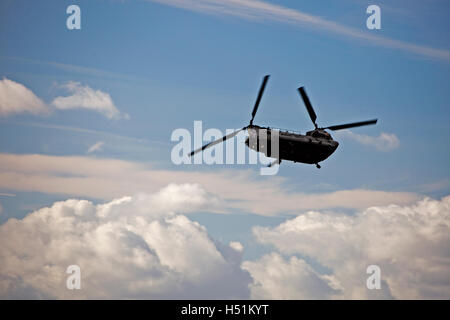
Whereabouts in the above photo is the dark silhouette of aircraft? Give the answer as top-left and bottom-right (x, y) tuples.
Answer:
(189, 75), (377, 168)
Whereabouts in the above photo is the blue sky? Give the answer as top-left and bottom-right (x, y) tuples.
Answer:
(0, 0), (449, 299)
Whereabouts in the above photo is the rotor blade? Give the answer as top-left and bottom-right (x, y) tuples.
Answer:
(250, 75), (270, 125)
(189, 127), (246, 157)
(324, 119), (378, 131)
(298, 87), (317, 128)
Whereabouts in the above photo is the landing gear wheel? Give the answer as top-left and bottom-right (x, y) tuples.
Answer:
(316, 163), (321, 169)
(268, 159), (281, 168)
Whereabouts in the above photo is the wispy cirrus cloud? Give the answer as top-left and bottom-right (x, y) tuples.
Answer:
(87, 141), (104, 154)
(7, 121), (148, 144)
(1, 56), (143, 81)
(147, 0), (450, 61)
(0, 193), (15, 197)
(336, 130), (400, 151)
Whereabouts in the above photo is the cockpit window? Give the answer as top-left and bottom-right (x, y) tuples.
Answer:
(310, 130), (332, 140)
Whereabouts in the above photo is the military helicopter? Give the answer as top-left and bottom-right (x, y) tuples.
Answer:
(189, 75), (377, 168)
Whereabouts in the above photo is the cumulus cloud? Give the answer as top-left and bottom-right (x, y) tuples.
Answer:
(0, 183), (448, 299)
(0, 78), (50, 117)
(0, 184), (250, 299)
(243, 253), (340, 299)
(336, 130), (400, 152)
(229, 241), (243, 253)
(0, 153), (420, 216)
(87, 141), (104, 154)
(0, 79), (128, 120)
(51, 82), (128, 120)
(249, 196), (450, 299)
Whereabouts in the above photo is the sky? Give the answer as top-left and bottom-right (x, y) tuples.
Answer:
(0, 0), (449, 299)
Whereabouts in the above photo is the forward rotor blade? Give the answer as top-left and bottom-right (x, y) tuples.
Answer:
(189, 127), (246, 157)
(298, 87), (317, 128)
(323, 119), (378, 131)
(250, 75), (270, 125)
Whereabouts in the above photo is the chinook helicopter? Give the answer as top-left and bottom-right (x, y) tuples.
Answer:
(189, 75), (377, 168)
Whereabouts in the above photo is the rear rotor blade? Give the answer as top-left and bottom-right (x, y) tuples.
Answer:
(298, 87), (317, 128)
(250, 75), (270, 125)
(323, 119), (378, 131)
(189, 127), (247, 157)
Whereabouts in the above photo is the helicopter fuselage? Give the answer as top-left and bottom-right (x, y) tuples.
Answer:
(245, 125), (339, 165)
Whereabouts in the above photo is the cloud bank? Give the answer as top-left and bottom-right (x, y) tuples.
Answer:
(0, 78), (50, 117)
(0, 186), (448, 299)
(250, 196), (450, 299)
(0, 184), (250, 299)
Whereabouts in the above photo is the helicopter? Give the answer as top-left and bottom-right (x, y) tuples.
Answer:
(189, 75), (377, 169)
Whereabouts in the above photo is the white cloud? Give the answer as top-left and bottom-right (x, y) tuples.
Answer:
(87, 141), (104, 154)
(243, 253), (339, 299)
(148, 0), (450, 61)
(249, 196), (450, 299)
(0, 193), (15, 197)
(229, 241), (243, 252)
(51, 82), (128, 120)
(0, 79), (128, 120)
(0, 153), (420, 216)
(0, 182), (448, 299)
(0, 78), (50, 117)
(0, 184), (251, 299)
(336, 130), (400, 152)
